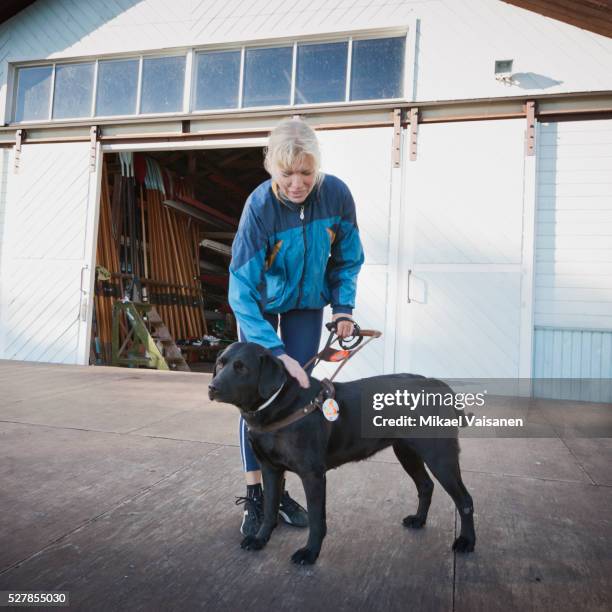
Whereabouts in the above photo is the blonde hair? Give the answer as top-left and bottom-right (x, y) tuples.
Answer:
(264, 118), (324, 189)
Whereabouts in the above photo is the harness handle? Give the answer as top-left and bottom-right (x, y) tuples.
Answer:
(303, 320), (382, 381)
(325, 316), (362, 349)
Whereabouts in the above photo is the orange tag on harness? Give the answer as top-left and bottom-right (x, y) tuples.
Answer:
(322, 398), (340, 421)
(329, 350), (350, 362)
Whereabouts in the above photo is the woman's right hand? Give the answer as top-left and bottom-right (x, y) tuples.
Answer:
(278, 354), (310, 389)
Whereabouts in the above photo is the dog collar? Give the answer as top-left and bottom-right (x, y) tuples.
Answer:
(247, 379), (336, 433)
(255, 383), (285, 412)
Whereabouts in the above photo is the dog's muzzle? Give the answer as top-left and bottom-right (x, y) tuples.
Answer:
(208, 383), (217, 401)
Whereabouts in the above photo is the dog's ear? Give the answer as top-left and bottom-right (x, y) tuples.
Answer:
(258, 353), (287, 399)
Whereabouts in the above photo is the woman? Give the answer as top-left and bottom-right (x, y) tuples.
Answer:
(228, 118), (364, 536)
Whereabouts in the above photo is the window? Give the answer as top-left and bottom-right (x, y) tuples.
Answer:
(52, 62), (94, 119)
(141, 56), (185, 114)
(95, 58), (139, 116)
(14, 65), (53, 122)
(195, 50), (241, 110)
(295, 42), (348, 104)
(11, 33), (408, 122)
(243, 46), (293, 107)
(350, 37), (406, 100)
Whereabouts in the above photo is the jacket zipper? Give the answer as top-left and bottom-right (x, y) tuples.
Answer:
(296, 205), (306, 307)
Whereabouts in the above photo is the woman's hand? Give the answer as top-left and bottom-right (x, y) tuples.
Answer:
(332, 313), (355, 339)
(278, 354), (310, 389)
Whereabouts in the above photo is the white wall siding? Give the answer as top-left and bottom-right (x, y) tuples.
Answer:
(2, 0), (612, 119)
(534, 328), (612, 379)
(414, 0), (612, 101)
(533, 328), (612, 402)
(533, 119), (612, 384)
(535, 120), (612, 332)
(0, 148), (11, 278)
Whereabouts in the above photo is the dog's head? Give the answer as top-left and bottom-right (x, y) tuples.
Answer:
(208, 342), (287, 412)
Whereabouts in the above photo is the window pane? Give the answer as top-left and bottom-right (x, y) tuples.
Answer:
(52, 62), (94, 119)
(296, 42), (347, 104)
(14, 65), (52, 122)
(195, 50), (240, 110)
(140, 56), (185, 114)
(350, 37), (406, 101)
(95, 58), (138, 116)
(243, 46), (292, 107)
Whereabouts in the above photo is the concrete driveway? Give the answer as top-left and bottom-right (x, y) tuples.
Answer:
(0, 361), (610, 611)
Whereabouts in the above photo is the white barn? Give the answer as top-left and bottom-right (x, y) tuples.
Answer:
(0, 0), (611, 383)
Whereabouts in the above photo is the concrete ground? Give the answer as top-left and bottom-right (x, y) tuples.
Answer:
(0, 360), (610, 612)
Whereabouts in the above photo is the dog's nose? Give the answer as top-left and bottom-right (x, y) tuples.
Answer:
(208, 383), (217, 400)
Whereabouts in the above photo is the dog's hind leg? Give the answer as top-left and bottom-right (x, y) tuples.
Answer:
(240, 464), (283, 552)
(418, 440), (476, 553)
(393, 441), (435, 529)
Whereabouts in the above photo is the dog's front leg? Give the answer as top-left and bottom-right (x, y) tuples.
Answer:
(240, 464), (282, 552)
(291, 471), (326, 565)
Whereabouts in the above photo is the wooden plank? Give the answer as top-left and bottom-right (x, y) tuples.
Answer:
(175, 194), (239, 228)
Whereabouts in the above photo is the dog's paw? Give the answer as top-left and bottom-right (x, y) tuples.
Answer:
(240, 535), (267, 551)
(291, 547), (319, 565)
(402, 514), (426, 529)
(452, 535), (475, 553)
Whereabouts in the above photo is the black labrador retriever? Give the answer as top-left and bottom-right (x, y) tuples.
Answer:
(208, 341), (475, 565)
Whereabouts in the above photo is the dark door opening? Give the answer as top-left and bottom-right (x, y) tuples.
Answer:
(92, 146), (268, 372)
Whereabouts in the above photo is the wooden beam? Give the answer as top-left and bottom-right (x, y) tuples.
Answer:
(201, 232), (236, 240)
(176, 194), (239, 228)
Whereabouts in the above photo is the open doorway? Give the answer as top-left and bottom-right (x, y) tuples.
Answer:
(91, 146), (268, 372)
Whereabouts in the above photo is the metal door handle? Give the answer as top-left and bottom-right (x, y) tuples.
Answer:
(407, 269), (412, 303)
(80, 264), (89, 293)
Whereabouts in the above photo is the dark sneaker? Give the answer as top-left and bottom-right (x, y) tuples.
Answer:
(235, 495), (264, 537)
(279, 490), (308, 527)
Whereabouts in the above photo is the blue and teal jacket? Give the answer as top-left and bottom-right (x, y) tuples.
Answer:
(228, 174), (364, 356)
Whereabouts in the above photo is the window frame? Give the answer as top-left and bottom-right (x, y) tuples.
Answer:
(7, 28), (410, 125)
(93, 55), (141, 119)
(51, 60), (96, 120)
(241, 41), (295, 109)
(293, 38), (350, 106)
(138, 52), (188, 116)
(192, 47), (243, 113)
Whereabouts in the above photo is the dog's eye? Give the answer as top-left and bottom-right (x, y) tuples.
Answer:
(216, 360), (225, 371)
(233, 360), (246, 372)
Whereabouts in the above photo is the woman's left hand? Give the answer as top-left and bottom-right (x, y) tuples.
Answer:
(332, 313), (355, 339)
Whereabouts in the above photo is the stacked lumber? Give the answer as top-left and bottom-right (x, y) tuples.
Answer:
(93, 164), (121, 363)
(93, 155), (207, 365)
(145, 187), (206, 341)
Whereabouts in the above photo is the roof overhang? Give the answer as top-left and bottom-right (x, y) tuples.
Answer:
(501, 1), (612, 38)
(0, 0), (35, 24)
